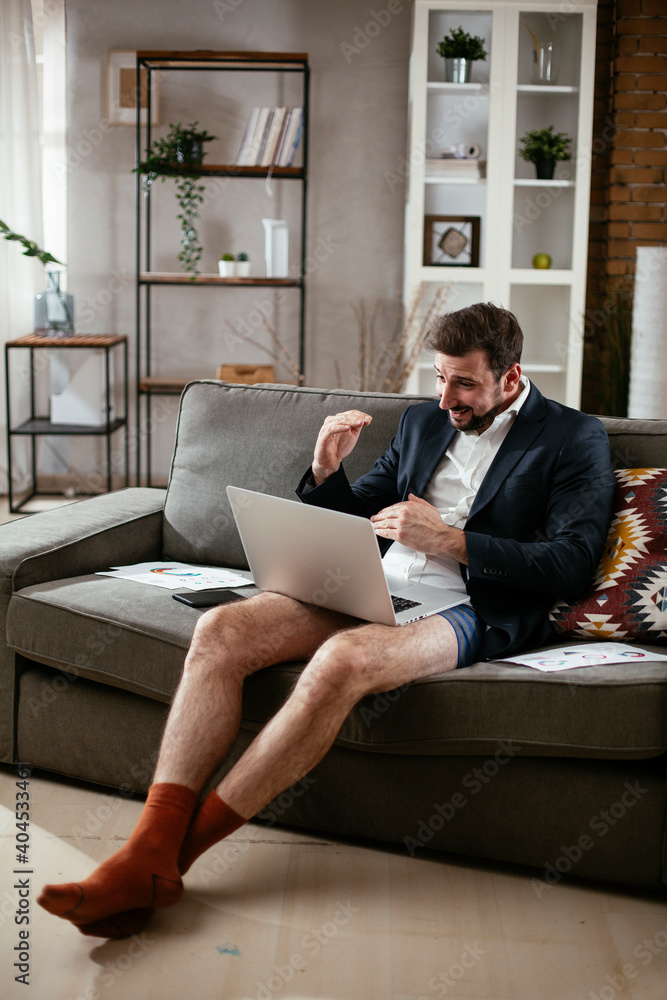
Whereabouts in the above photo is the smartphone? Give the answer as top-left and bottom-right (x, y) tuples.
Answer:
(172, 589), (249, 608)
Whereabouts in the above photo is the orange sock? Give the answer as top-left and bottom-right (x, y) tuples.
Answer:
(178, 790), (246, 874)
(37, 783), (197, 927)
(70, 791), (246, 939)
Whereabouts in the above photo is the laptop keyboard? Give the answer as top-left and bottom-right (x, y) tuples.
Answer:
(391, 595), (422, 614)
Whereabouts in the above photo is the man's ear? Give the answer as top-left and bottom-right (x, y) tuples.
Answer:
(503, 363), (522, 393)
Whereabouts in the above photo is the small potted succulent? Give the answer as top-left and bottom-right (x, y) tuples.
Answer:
(436, 26), (488, 83)
(218, 252), (236, 277)
(236, 252), (251, 277)
(518, 124), (572, 180)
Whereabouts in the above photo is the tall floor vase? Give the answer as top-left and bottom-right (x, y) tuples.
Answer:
(627, 247), (667, 419)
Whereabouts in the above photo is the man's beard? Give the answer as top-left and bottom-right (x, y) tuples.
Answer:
(448, 401), (503, 433)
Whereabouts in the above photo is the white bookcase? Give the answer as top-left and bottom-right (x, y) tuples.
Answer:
(404, 0), (598, 406)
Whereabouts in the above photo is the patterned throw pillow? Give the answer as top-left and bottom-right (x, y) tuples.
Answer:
(549, 469), (667, 642)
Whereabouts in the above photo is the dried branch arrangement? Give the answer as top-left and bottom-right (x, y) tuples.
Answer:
(342, 282), (451, 392)
(225, 314), (304, 385)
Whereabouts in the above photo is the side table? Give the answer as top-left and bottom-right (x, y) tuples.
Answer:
(4, 333), (129, 513)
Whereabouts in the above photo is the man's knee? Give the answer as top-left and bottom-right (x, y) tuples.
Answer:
(297, 632), (374, 704)
(186, 595), (261, 668)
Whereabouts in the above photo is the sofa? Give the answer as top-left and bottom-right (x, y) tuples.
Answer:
(2, 380), (667, 889)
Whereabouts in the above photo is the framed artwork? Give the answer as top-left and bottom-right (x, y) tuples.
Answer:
(107, 51), (160, 126)
(424, 215), (480, 267)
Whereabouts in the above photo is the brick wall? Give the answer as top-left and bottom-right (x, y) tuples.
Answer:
(582, 0), (667, 413)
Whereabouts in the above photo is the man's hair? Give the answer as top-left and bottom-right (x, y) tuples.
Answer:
(425, 302), (523, 380)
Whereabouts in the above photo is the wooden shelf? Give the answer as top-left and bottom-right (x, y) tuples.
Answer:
(139, 377), (193, 395)
(137, 50), (308, 70)
(139, 272), (302, 286)
(7, 333), (127, 348)
(140, 164), (303, 179)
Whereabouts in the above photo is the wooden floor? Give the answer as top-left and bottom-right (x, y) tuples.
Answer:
(2, 494), (667, 997)
(1, 764), (667, 1000)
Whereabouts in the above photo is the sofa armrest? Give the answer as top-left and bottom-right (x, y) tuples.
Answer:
(0, 488), (166, 594)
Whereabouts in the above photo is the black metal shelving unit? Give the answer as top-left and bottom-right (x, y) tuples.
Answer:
(135, 50), (310, 486)
(4, 334), (129, 513)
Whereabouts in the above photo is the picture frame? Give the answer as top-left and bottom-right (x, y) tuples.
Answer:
(424, 215), (480, 267)
(107, 51), (160, 126)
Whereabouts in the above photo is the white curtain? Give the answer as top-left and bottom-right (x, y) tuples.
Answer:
(0, 0), (43, 495)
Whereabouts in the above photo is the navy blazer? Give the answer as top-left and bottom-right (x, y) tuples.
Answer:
(297, 384), (616, 660)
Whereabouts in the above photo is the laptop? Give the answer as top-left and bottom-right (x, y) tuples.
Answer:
(226, 486), (468, 627)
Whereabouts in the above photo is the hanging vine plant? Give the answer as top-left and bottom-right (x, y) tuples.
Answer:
(135, 122), (217, 279)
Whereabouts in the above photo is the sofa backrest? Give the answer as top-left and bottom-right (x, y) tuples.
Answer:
(162, 381), (667, 569)
(162, 381), (431, 568)
(600, 415), (667, 469)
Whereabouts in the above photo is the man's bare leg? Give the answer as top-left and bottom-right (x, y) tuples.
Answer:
(152, 591), (354, 790)
(37, 592), (352, 932)
(214, 613), (460, 820)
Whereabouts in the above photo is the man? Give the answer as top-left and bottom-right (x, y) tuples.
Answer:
(38, 303), (615, 939)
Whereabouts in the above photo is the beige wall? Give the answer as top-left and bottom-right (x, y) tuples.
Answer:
(65, 0), (412, 479)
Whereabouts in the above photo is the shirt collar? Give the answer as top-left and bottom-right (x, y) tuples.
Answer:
(502, 375), (531, 417)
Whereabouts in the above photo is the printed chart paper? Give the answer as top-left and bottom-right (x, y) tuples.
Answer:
(497, 641), (667, 672)
(97, 561), (254, 591)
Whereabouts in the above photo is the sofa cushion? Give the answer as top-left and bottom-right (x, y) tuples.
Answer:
(162, 381), (429, 568)
(7, 576), (201, 701)
(550, 469), (667, 642)
(7, 577), (667, 759)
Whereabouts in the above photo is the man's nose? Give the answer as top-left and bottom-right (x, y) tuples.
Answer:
(438, 385), (456, 410)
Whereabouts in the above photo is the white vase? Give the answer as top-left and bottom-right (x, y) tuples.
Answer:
(262, 219), (289, 278)
(218, 260), (236, 277)
(236, 260), (251, 277)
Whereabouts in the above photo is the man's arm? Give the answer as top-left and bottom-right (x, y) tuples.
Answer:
(465, 416), (615, 599)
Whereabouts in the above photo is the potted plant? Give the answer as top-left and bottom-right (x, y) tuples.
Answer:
(218, 253), (235, 277)
(135, 121), (217, 278)
(236, 251), (251, 277)
(436, 26), (488, 83)
(518, 124), (572, 180)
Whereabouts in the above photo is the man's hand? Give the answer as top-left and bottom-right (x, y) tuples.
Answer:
(370, 494), (468, 565)
(312, 410), (373, 485)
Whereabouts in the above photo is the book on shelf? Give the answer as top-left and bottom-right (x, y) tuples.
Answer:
(278, 107), (303, 167)
(235, 107), (260, 166)
(425, 157), (484, 180)
(259, 106), (288, 166)
(236, 106), (271, 166)
(236, 106), (304, 168)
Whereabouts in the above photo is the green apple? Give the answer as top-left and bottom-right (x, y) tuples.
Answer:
(532, 252), (552, 269)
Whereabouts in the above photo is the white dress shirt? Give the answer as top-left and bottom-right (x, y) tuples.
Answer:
(381, 378), (532, 598)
